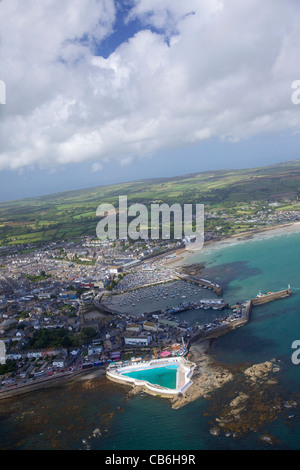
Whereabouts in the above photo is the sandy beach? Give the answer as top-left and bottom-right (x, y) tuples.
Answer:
(161, 221), (300, 268)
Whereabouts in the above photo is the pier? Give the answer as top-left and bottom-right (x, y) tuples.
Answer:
(189, 288), (292, 344)
(251, 288), (292, 306)
(174, 272), (222, 296)
(166, 299), (228, 314)
(94, 274), (292, 357)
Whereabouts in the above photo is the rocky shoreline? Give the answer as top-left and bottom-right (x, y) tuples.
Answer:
(171, 341), (234, 409)
(155, 340), (299, 445)
(207, 359), (298, 441)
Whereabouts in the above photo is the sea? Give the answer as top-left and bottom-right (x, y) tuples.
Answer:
(1, 225), (300, 450)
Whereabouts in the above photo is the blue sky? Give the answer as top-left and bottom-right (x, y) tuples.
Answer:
(0, 0), (300, 201)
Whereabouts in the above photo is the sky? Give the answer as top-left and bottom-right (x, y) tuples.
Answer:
(1, 0), (300, 201)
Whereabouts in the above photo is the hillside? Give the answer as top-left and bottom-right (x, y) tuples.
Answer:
(0, 159), (300, 246)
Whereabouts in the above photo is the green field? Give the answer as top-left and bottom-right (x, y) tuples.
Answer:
(0, 159), (300, 246)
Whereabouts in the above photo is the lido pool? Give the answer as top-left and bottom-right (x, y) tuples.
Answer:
(123, 365), (178, 390)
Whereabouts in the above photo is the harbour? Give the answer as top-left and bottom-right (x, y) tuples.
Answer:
(94, 262), (293, 356)
(0, 253), (292, 402)
(0, 226), (299, 449)
(99, 271), (292, 401)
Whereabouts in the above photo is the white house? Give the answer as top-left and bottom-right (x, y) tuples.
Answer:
(52, 356), (66, 368)
(123, 332), (152, 346)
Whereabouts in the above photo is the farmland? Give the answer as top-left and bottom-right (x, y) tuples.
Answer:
(0, 159), (300, 246)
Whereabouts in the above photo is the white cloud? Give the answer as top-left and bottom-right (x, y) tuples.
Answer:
(126, 0), (223, 34)
(92, 162), (103, 172)
(0, 0), (300, 172)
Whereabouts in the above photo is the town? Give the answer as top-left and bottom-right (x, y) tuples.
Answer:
(0, 232), (246, 395)
(0, 196), (298, 396)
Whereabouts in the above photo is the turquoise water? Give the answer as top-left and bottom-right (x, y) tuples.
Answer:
(0, 227), (300, 449)
(123, 365), (178, 390)
(188, 229), (300, 370)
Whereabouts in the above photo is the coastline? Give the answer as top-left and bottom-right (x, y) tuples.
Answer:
(208, 221), (300, 244)
(171, 340), (234, 409)
(2, 222), (298, 405)
(161, 221), (300, 268)
(165, 223), (300, 410)
(0, 367), (106, 401)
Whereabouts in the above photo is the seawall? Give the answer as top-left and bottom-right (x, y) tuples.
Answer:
(189, 300), (253, 343)
(0, 368), (106, 400)
(189, 288), (292, 345)
(175, 273), (222, 295)
(251, 289), (292, 305)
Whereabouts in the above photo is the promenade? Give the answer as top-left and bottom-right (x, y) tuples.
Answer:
(0, 367), (106, 400)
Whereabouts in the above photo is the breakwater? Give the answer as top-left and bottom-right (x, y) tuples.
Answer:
(189, 288), (292, 344)
(251, 289), (292, 306)
(174, 272), (222, 295)
(189, 301), (252, 343)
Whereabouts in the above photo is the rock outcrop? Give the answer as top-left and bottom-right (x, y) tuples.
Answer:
(171, 342), (234, 409)
(208, 359), (288, 439)
(244, 360), (278, 384)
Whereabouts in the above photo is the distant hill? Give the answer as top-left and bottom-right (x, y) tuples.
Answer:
(0, 159), (299, 246)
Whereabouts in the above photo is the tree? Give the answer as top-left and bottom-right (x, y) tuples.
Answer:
(0, 360), (17, 376)
(81, 327), (97, 340)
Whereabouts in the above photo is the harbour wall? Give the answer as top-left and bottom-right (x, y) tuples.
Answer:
(189, 300), (253, 343)
(174, 273), (222, 296)
(251, 289), (292, 306)
(189, 288), (292, 345)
